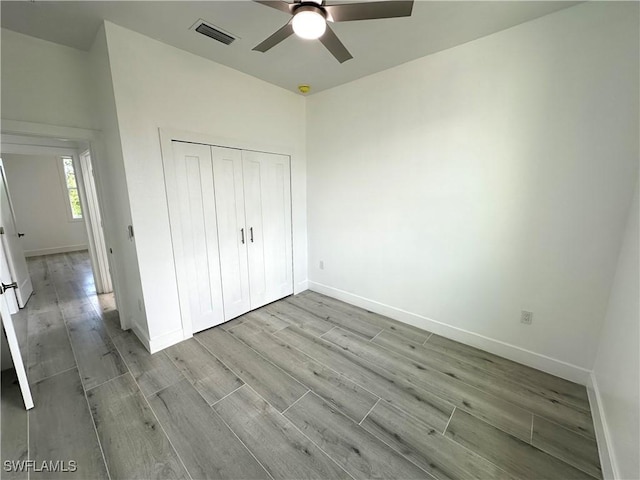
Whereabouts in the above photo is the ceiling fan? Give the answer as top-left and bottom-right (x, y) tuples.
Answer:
(252, 0), (414, 63)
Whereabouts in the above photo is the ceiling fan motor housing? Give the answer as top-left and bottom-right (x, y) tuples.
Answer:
(293, 3), (326, 16)
(292, 4), (328, 39)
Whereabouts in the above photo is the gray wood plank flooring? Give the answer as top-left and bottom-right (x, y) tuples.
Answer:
(300, 290), (432, 344)
(232, 309), (291, 333)
(1, 371), (28, 480)
(148, 379), (270, 480)
(361, 400), (516, 480)
(286, 294), (384, 339)
(426, 333), (590, 411)
(275, 324), (455, 432)
(165, 337), (243, 405)
(87, 373), (189, 480)
(197, 327), (308, 412)
(323, 326), (533, 441)
(372, 329), (594, 438)
(100, 309), (125, 340)
(445, 409), (594, 479)
(24, 290), (59, 314)
(27, 309), (76, 383)
(229, 322), (380, 422)
(66, 313), (128, 390)
(112, 330), (184, 397)
(262, 300), (336, 335)
(532, 415), (602, 479)
(2, 253), (602, 480)
(60, 298), (98, 320)
(30, 368), (109, 479)
(213, 385), (350, 480)
(284, 391), (431, 480)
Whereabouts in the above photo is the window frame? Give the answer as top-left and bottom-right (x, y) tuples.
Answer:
(57, 156), (84, 222)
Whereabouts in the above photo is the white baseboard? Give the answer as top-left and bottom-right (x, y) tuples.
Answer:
(147, 328), (186, 354)
(587, 373), (618, 480)
(294, 279), (309, 295)
(25, 245), (88, 257)
(128, 317), (186, 354)
(130, 323), (151, 351)
(308, 281), (591, 385)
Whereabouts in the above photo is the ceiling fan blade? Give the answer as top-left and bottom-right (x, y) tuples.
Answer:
(253, 1), (295, 15)
(253, 21), (295, 52)
(319, 25), (353, 63)
(324, 1), (413, 22)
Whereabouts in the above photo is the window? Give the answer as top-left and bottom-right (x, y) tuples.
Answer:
(61, 157), (82, 219)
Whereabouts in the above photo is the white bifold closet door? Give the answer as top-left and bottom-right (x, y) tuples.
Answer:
(171, 142), (225, 333)
(168, 141), (293, 333)
(242, 150), (293, 310)
(211, 146), (251, 320)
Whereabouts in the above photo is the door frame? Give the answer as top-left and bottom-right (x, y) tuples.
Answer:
(159, 128), (299, 339)
(78, 149), (112, 294)
(0, 137), (109, 292)
(0, 119), (124, 326)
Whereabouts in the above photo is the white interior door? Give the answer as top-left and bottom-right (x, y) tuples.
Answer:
(211, 146), (251, 320)
(0, 234), (18, 315)
(0, 243), (32, 409)
(78, 150), (112, 294)
(0, 160), (32, 308)
(1, 287), (33, 409)
(242, 150), (293, 308)
(171, 142), (225, 333)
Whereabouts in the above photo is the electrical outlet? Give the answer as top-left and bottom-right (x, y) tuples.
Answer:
(521, 310), (533, 325)
(319, 260), (324, 270)
(138, 298), (143, 312)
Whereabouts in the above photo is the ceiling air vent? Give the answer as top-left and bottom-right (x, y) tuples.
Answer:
(193, 20), (236, 45)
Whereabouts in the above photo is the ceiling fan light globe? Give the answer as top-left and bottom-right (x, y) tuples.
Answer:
(292, 10), (326, 40)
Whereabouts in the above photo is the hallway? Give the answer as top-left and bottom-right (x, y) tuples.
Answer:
(2, 251), (120, 479)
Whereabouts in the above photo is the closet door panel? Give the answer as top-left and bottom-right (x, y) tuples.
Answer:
(261, 154), (293, 301)
(243, 151), (293, 308)
(170, 142), (224, 333)
(212, 147), (251, 320)
(242, 155), (267, 307)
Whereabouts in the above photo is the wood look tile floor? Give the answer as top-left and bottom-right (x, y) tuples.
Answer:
(1, 252), (602, 480)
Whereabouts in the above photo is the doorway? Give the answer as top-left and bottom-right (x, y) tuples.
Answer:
(0, 131), (118, 350)
(0, 135), (113, 296)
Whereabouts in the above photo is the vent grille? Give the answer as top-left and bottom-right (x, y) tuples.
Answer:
(195, 22), (235, 45)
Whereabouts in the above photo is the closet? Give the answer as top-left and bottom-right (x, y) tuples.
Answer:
(168, 141), (293, 333)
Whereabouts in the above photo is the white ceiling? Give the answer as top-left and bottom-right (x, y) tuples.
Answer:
(1, 0), (580, 94)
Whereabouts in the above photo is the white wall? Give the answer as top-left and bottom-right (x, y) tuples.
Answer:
(102, 22), (307, 348)
(0, 26), (140, 337)
(88, 25), (148, 338)
(1, 28), (96, 129)
(306, 2), (639, 380)
(591, 182), (639, 480)
(2, 154), (88, 256)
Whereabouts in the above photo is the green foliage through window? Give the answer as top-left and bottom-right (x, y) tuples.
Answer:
(62, 157), (82, 219)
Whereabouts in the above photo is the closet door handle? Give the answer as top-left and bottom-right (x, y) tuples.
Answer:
(250, 227), (254, 243)
(241, 228), (245, 244)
